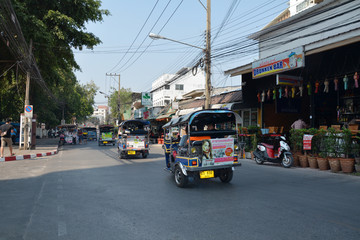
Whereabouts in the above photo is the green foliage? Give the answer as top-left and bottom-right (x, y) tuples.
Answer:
(289, 129), (305, 153)
(109, 88), (133, 123)
(5, 0), (109, 126)
(341, 127), (353, 158)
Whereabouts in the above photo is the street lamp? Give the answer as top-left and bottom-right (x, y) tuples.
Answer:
(149, 1), (211, 109)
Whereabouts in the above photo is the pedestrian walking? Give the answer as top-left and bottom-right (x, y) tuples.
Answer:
(0, 119), (15, 158)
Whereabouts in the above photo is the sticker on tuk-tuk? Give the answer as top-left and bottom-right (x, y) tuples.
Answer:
(202, 138), (234, 167)
(101, 132), (113, 140)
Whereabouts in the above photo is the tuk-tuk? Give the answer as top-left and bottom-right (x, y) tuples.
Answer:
(162, 109), (243, 188)
(57, 124), (77, 145)
(98, 124), (116, 146)
(83, 127), (97, 141)
(118, 120), (150, 159)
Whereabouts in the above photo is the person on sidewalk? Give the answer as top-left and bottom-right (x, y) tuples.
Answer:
(0, 119), (15, 158)
(291, 118), (308, 129)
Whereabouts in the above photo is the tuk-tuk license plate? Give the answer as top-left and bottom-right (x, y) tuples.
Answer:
(200, 170), (214, 179)
(128, 150), (136, 155)
(103, 141), (108, 144)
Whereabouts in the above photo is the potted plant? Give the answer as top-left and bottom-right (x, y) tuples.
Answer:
(317, 128), (334, 170)
(339, 127), (355, 173)
(354, 136), (360, 172)
(290, 129), (307, 167)
(306, 128), (318, 169)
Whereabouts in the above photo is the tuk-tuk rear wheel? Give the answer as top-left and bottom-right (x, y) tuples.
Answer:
(174, 165), (188, 188)
(219, 168), (233, 183)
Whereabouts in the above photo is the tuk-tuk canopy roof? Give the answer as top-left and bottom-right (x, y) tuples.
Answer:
(99, 124), (114, 130)
(119, 120), (150, 127)
(57, 124), (76, 129)
(163, 109), (241, 128)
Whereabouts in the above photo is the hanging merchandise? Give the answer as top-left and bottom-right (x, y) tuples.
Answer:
(257, 92), (261, 103)
(354, 72), (359, 88)
(267, 89), (271, 100)
(334, 78), (339, 91)
(261, 90), (265, 102)
(284, 86), (289, 98)
(291, 86), (295, 98)
(307, 82), (311, 95)
(324, 79), (329, 93)
(315, 81), (320, 93)
(299, 85), (304, 97)
(273, 89), (276, 100)
(343, 75), (349, 90)
(279, 87), (282, 99)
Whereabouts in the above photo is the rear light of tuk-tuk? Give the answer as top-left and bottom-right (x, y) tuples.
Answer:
(122, 144), (126, 149)
(191, 160), (197, 166)
(145, 142), (148, 148)
(233, 155), (238, 163)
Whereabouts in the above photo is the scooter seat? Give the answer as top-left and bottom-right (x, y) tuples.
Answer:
(261, 143), (274, 149)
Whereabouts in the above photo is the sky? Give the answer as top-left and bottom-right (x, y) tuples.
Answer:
(73, 0), (290, 105)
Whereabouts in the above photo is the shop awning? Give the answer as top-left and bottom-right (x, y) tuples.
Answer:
(156, 110), (176, 121)
(211, 102), (242, 110)
(176, 107), (203, 116)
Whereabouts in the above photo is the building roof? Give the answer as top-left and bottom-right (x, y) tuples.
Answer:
(179, 90), (242, 109)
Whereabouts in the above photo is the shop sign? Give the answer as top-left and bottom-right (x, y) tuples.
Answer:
(303, 134), (313, 150)
(252, 47), (305, 79)
(141, 92), (152, 106)
(276, 74), (303, 86)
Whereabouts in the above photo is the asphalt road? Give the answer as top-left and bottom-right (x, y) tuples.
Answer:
(0, 141), (359, 240)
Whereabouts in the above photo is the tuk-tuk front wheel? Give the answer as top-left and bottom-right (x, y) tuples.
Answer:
(174, 165), (188, 188)
(219, 168), (233, 183)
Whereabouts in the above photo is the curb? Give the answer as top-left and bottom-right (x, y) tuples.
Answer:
(0, 149), (58, 162)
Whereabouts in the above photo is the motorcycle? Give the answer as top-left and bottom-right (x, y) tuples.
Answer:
(253, 135), (293, 168)
(59, 133), (65, 146)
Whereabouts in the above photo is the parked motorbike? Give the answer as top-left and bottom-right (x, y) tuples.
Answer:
(59, 133), (65, 146)
(253, 135), (293, 168)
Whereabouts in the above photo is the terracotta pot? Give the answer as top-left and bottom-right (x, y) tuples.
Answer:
(308, 156), (318, 169)
(329, 158), (341, 172)
(292, 153), (300, 167)
(298, 155), (308, 168)
(340, 158), (355, 173)
(355, 164), (360, 173)
(317, 157), (329, 170)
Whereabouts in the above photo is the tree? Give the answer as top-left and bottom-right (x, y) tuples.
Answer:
(108, 88), (133, 123)
(7, 0), (109, 126)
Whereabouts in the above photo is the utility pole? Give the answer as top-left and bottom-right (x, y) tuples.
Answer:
(106, 73), (121, 123)
(204, 0), (211, 109)
(23, 39), (32, 150)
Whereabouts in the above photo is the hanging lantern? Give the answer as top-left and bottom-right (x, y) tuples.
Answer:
(324, 79), (329, 93)
(257, 92), (261, 103)
(334, 78), (339, 91)
(354, 72), (359, 88)
(284, 86), (289, 98)
(307, 82), (311, 95)
(273, 89), (276, 100)
(299, 85), (303, 97)
(279, 87), (282, 99)
(291, 86), (295, 98)
(343, 75), (348, 90)
(315, 81), (320, 93)
(261, 91), (265, 102)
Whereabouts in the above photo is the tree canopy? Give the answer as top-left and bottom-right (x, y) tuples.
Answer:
(1, 0), (109, 127)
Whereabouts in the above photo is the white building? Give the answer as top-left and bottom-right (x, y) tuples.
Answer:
(151, 68), (205, 107)
(92, 105), (109, 124)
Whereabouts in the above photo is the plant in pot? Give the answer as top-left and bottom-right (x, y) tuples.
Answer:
(290, 129), (307, 167)
(339, 127), (355, 173)
(307, 128), (319, 169)
(317, 128), (334, 170)
(354, 136), (360, 172)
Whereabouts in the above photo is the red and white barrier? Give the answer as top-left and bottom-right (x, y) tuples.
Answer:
(0, 150), (58, 162)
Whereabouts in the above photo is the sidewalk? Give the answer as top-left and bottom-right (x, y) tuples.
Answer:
(0, 137), (59, 162)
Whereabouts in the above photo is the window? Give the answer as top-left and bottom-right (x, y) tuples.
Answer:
(165, 85), (170, 90)
(175, 84), (184, 90)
